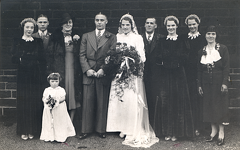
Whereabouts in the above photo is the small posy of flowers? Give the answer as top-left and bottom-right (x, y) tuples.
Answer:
(215, 43), (220, 51)
(46, 95), (57, 109)
(65, 34), (80, 46)
(105, 32), (111, 38)
(202, 46), (207, 56)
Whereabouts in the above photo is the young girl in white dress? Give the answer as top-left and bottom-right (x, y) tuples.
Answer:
(40, 73), (76, 142)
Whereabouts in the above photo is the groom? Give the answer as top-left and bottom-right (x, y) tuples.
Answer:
(79, 13), (117, 139)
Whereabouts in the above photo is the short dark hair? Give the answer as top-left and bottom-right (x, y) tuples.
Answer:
(205, 25), (219, 41)
(37, 14), (48, 20)
(47, 73), (62, 83)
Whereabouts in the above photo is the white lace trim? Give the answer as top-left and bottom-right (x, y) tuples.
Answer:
(22, 35), (34, 42)
(200, 46), (221, 64)
(166, 34), (178, 41)
(188, 32), (201, 40)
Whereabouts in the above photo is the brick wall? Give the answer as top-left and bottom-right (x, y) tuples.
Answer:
(1, 0), (240, 69)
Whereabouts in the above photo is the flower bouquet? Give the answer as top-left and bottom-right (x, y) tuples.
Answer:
(105, 42), (144, 84)
(46, 95), (57, 109)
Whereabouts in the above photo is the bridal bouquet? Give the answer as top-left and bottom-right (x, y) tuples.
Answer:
(105, 42), (144, 84)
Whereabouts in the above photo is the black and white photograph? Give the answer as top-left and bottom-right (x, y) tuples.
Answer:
(0, 0), (240, 149)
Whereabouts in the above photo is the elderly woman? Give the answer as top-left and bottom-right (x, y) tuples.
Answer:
(154, 16), (194, 141)
(197, 26), (229, 146)
(11, 18), (45, 140)
(183, 14), (205, 136)
(47, 13), (82, 122)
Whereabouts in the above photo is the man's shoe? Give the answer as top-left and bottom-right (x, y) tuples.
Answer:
(98, 133), (106, 138)
(79, 134), (88, 139)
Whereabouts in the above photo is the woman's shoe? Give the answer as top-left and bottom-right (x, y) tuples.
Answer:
(171, 136), (177, 142)
(206, 136), (215, 142)
(217, 138), (224, 146)
(119, 132), (125, 138)
(165, 136), (171, 141)
(28, 134), (34, 139)
(21, 135), (28, 140)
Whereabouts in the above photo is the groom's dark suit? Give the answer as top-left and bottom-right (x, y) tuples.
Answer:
(142, 32), (164, 127)
(80, 30), (116, 134)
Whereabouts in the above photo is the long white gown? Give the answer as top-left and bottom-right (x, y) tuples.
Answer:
(40, 86), (76, 142)
(106, 32), (159, 148)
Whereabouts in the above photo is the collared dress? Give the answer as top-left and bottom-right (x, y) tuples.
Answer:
(197, 44), (229, 123)
(153, 35), (194, 137)
(11, 37), (45, 136)
(182, 32), (205, 131)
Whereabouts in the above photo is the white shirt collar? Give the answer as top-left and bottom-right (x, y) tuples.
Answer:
(188, 32), (200, 40)
(145, 32), (154, 41)
(166, 34), (178, 41)
(38, 30), (48, 36)
(22, 35), (34, 42)
(95, 29), (105, 36)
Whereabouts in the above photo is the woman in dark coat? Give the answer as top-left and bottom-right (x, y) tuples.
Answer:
(197, 25), (229, 146)
(47, 13), (82, 121)
(153, 16), (194, 141)
(183, 14), (205, 136)
(11, 18), (45, 140)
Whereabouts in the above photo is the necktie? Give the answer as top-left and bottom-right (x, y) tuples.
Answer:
(97, 30), (101, 43)
(147, 35), (151, 44)
(40, 32), (44, 39)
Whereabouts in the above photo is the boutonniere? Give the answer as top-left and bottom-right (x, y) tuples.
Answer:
(202, 46), (207, 56)
(73, 34), (80, 41)
(215, 43), (220, 51)
(105, 33), (111, 38)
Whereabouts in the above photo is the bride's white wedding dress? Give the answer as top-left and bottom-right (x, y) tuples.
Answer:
(106, 32), (159, 148)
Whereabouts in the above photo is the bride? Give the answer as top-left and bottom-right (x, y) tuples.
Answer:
(106, 13), (159, 148)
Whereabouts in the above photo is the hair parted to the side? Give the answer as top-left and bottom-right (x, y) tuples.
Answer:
(47, 73), (62, 83)
(20, 18), (36, 28)
(119, 16), (134, 31)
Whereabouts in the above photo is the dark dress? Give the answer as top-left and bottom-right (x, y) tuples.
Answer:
(197, 44), (229, 123)
(153, 35), (194, 137)
(11, 38), (45, 136)
(183, 33), (205, 131)
(47, 28), (82, 110)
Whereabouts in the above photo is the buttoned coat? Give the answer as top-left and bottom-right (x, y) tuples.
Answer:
(79, 30), (117, 133)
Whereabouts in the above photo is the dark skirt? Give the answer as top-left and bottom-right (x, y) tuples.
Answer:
(153, 66), (194, 137)
(202, 71), (229, 123)
(16, 65), (43, 136)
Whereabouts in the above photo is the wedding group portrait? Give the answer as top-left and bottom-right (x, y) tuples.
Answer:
(0, 0), (240, 149)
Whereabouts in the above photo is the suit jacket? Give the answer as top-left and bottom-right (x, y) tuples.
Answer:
(32, 31), (51, 50)
(80, 30), (117, 85)
(142, 32), (164, 77)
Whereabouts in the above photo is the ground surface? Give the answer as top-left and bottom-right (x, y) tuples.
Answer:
(1, 116), (240, 150)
